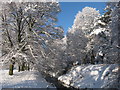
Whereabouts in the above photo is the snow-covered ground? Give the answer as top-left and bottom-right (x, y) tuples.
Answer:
(0, 70), (56, 89)
(58, 64), (119, 89)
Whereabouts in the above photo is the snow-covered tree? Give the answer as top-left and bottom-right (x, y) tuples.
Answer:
(110, 2), (120, 63)
(37, 36), (67, 77)
(66, 7), (100, 65)
(72, 7), (100, 35)
(86, 6), (112, 64)
(87, 25), (111, 64)
(102, 2), (120, 64)
(107, 1), (120, 88)
(0, 1), (62, 75)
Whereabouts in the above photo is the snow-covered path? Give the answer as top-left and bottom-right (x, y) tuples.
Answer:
(0, 70), (55, 89)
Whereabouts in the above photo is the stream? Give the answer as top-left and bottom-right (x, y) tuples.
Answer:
(43, 74), (79, 90)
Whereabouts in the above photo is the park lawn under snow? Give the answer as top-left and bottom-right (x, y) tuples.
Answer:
(58, 64), (118, 88)
(0, 70), (56, 89)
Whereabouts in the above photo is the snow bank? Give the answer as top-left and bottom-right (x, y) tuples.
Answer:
(0, 70), (56, 89)
(58, 64), (118, 88)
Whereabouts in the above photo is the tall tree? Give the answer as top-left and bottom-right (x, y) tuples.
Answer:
(87, 6), (112, 64)
(66, 7), (100, 65)
(111, 1), (120, 87)
(0, 1), (62, 75)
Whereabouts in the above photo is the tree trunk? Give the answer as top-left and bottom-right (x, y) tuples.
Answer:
(18, 65), (20, 72)
(91, 50), (95, 64)
(24, 64), (29, 71)
(9, 64), (14, 75)
(91, 56), (94, 64)
(21, 62), (25, 71)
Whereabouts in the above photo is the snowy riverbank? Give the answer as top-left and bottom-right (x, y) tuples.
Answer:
(0, 64), (119, 90)
(58, 64), (119, 89)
